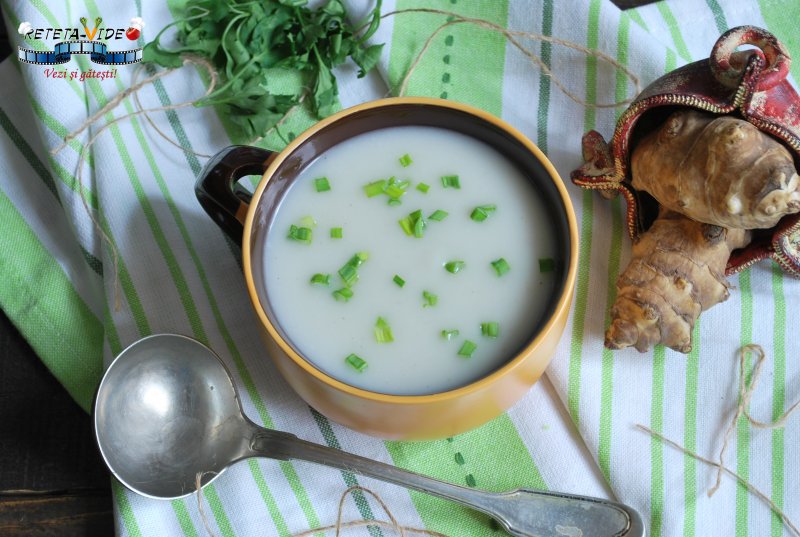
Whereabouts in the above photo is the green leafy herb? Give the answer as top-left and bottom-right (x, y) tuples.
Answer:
(345, 353), (367, 372)
(470, 204), (497, 222)
(310, 273), (331, 286)
(288, 224), (312, 244)
(330, 227), (343, 239)
(142, 0), (385, 141)
(422, 290), (438, 307)
(458, 340), (477, 358)
(374, 317), (394, 343)
(416, 182), (430, 193)
(491, 257), (510, 277)
(384, 177), (410, 204)
(399, 153), (413, 167)
(441, 175), (461, 189)
(444, 260), (465, 274)
(539, 257), (556, 273)
(481, 322), (499, 338)
(428, 209), (448, 221)
(314, 177), (331, 192)
(441, 329), (460, 340)
(393, 274), (405, 287)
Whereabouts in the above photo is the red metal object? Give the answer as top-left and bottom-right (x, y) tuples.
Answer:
(571, 26), (800, 276)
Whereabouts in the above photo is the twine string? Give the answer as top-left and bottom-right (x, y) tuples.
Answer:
(195, 475), (448, 537)
(638, 344), (800, 537)
(379, 8), (640, 105)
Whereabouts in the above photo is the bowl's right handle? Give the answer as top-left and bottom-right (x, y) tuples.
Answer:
(195, 145), (276, 245)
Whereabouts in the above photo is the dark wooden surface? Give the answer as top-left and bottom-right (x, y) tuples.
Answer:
(0, 1), (656, 536)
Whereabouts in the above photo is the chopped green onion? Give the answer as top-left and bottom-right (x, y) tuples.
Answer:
(345, 353), (367, 372)
(444, 260), (465, 274)
(422, 290), (438, 307)
(330, 227), (343, 239)
(364, 179), (387, 197)
(310, 273), (331, 286)
(288, 225), (312, 244)
(399, 153), (413, 167)
(416, 182), (430, 193)
(314, 177), (331, 192)
(338, 264), (359, 287)
(458, 340), (477, 358)
(387, 198), (402, 206)
(481, 322), (500, 338)
(491, 257), (511, 277)
(333, 287), (354, 302)
(441, 329), (460, 340)
(338, 252), (369, 287)
(399, 209), (426, 238)
(374, 317), (394, 343)
(299, 215), (317, 228)
(470, 204), (497, 222)
(384, 177), (410, 201)
(428, 209), (448, 221)
(441, 175), (461, 189)
(393, 275), (406, 287)
(539, 257), (556, 273)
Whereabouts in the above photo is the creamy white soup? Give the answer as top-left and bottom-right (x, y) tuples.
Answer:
(262, 126), (557, 395)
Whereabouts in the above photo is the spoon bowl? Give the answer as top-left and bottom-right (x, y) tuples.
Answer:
(94, 334), (645, 537)
(94, 334), (246, 499)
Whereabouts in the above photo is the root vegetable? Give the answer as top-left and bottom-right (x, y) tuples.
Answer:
(606, 209), (750, 353)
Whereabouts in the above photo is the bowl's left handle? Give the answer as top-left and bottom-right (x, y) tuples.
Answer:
(195, 145), (276, 245)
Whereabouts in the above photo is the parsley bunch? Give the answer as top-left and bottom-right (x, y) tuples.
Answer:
(143, 0), (383, 140)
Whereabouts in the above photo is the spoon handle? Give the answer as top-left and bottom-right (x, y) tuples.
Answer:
(250, 428), (644, 537)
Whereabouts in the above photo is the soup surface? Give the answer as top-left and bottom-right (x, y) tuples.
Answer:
(262, 125), (557, 395)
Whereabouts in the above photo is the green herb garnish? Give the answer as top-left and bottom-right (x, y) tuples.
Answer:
(374, 317), (394, 343)
(299, 215), (317, 228)
(314, 177), (331, 192)
(441, 329), (460, 340)
(416, 182), (430, 194)
(142, 0), (385, 141)
(444, 260), (465, 274)
(470, 204), (497, 222)
(481, 322), (499, 338)
(338, 252), (368, 287)
(393, 275), (406, 287)
(422, 290), (438, 307)
(345, 353), (368, 372)
(364, 179), (388, 198)
(384, 177), (410, 203)
(333, 287), (354, 302)
(288, 225), (312, 244)
(428, 209), (448, 221)
(458, 340), (477, 358)
(399, 210), (426, 238)
(441, 175), (461, 189)
(539, 257), (556, 273)
(491, 258), (511, 277)
(399, 154), (413, 167)
(310, 273), (331, 286)
(330, 227), (343, 239)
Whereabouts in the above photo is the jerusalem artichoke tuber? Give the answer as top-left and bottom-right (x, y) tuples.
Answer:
(632, 110), (800, 229)
(606, 209), (750, 353)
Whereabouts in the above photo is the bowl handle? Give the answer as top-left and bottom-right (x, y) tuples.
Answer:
(195, 145), (275, 245)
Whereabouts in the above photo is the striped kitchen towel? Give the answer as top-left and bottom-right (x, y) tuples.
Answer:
(0, 0), (797, 535)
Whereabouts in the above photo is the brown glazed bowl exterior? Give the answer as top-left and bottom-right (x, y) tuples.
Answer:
(237, 98), (578, 440)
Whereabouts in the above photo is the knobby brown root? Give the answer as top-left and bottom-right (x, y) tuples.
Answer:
(605, 209), (750, 353)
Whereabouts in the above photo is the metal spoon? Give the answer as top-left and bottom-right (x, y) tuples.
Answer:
(94, 334), (645, 537)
